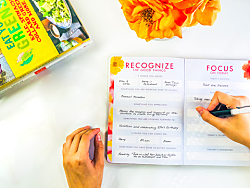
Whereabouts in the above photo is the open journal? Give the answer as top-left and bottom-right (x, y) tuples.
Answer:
(107, 57), (250, 166)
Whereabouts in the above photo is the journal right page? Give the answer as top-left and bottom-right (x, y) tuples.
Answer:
(184, 59), (250, 166)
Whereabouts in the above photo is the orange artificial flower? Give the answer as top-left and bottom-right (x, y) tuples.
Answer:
(194, 0), (221, 26)
(119, 0), (185, 41)
(118, 0), (221, 41)
(243, 61), (250, 80)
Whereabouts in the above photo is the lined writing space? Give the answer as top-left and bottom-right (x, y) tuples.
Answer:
(186, 81), (250, 90)
(187, 123), (219, 133)
(187, 138), (241, 147)
(139, 79), (161, 87)
(161, 137), (182, 145)
(115, 150), (182, 160)
(115, 135), (182, 145)
(187, 95), (211, 103)
(187, 152), (250, 161)
(115, 136), (137, 144)
(117, 78), (138, 87)
(187, 95), (250, 103)
(117, 93), (183, 101)
(187, 109), (200, 117)
(116, 107), (183, 117)
(137, 136), (160, 144)
(116, 122), (182, 131)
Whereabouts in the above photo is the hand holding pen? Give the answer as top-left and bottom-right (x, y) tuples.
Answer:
(196, 91), (250, 149)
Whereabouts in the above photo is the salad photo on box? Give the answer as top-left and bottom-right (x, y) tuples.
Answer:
(34, 0), (71, 27)
(29, 0), (89, 53)
(0, 48), (15, 86)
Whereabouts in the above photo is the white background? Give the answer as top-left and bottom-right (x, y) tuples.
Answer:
(1, 0), (250, 187)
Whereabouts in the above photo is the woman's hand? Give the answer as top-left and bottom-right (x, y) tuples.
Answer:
(196, 91), (250, 149)
(63, 126), (104, 188)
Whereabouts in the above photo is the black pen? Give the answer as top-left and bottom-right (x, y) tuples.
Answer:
(210, 106), (250, 118)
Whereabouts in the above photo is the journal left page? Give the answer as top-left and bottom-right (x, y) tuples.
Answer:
(107, 57), (185, 165)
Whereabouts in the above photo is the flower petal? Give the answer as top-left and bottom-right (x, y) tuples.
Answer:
(172, 8), (187, 26)
(185, 0), (204, 14)
(173, 0), (198, 9)
(170, 0), (183, 3)
(152, 11), (162, 21)
(128, 20), (140, 33)
(159, 15), (173, 30)
(163, 28), (174, 38)
(195, 7), (219, 26)
(173, 25), (182, 38)
(138, 21), (150, 39)
(150, 29), (164, 38)
(132, 5), (148, 16)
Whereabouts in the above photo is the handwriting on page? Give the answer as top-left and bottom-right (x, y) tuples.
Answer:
(118, 79), (138, 86)
(117, 108), (181, 117)
(139, 79), (182, 88)
(193, 97), (211, 103)
(141, 80), (160, 86)
(164, 80), (180, 88)
(194, 97), (211, 102)
(116, 122), (181, 131)
(187, 81), (250, 90)
(117, 79), (182, 88)
(115, 151), (181, 160)
(187, 95), (212, 103)
(117, 93), (182, 101)
(203, 83), (229, 88)
(131, 152), (176, 159)
(119, 80), (131, 86)
(115, 135), (182, 145)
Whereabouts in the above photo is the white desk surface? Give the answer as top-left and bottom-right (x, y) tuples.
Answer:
(1, 0), (250, 187)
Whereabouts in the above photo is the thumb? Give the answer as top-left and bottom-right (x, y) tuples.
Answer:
(94, 133), (104, 169)
(196, 107), (227, 132)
